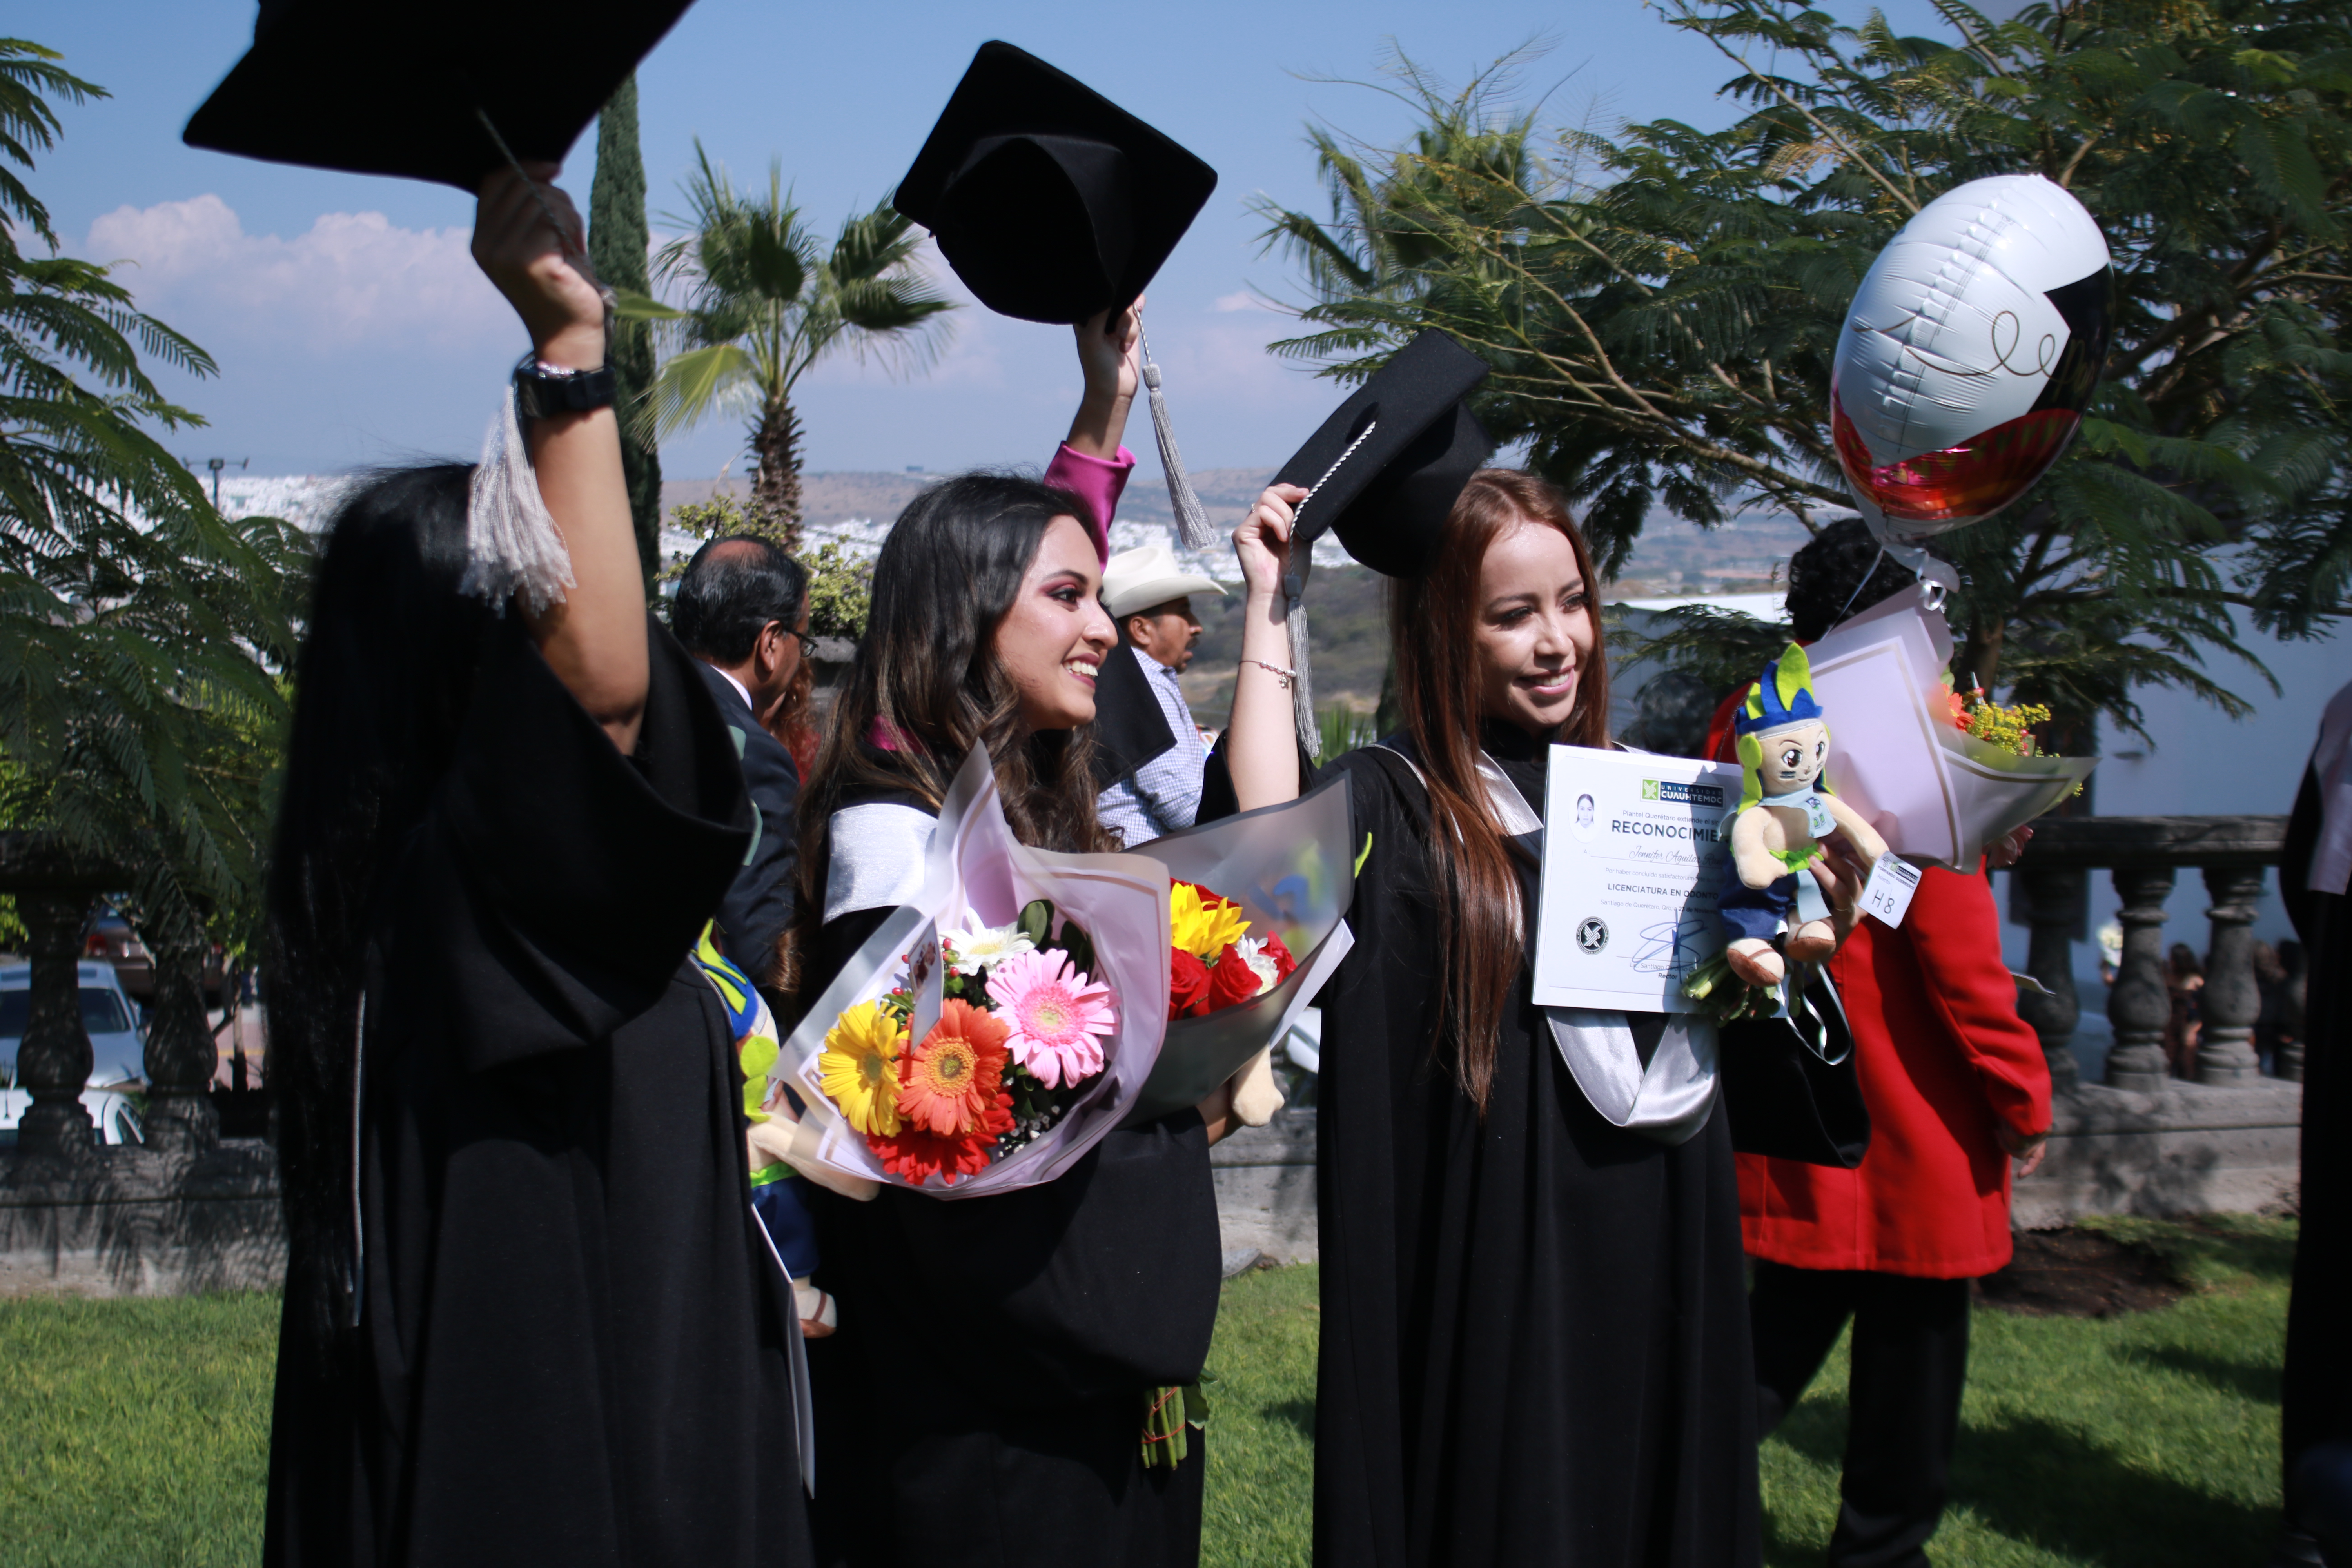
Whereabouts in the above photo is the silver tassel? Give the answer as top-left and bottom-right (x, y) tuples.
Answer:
(1139, 324), (1216, 552)
(1285, 568), (1319, 762)
(461, 386), (576, 615)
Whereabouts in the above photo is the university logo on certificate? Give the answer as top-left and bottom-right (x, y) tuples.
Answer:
(1530, 746), (1741, 1013)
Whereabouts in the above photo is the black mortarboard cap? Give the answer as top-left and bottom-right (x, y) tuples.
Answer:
(895, 42), (1217, 325)
(1274, 329), (1494, 579)
(183, 0), (697, 190)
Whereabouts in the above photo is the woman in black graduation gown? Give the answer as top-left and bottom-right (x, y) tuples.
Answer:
(1218, 467), (1864, 1568)
(263, 167), (813, 1568)
(784, 307), (1227, 1568)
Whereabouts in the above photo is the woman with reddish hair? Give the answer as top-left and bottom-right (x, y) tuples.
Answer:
(1216, 468), (1859, 1567)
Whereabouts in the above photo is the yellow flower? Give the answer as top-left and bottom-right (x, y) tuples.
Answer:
(1168, 881), (1250, 959)
(818, 1000), (906, 1136)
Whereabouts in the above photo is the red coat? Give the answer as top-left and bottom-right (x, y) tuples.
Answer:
(1736, 862), (2054, 1279)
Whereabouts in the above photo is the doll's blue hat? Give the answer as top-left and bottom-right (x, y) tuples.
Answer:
(1736, 644), (1826, 735)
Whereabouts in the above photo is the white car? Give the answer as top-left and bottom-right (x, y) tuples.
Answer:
(0, 1086), (145, 1147)
(0, 960), (148, 1088)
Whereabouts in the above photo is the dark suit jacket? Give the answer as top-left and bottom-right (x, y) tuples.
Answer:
(693, 661), (800, 986)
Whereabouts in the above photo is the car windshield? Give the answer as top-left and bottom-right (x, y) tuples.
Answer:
(0, 987), (134, 1038)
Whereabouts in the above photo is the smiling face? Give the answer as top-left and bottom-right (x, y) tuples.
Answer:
(993, 514), (1116, 734)
(1471, 516), (1600, 737)
(1757, 719), (1829, 793)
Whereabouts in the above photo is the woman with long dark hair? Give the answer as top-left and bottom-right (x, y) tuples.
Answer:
(1220, 468), (1866, 1566)
(263, 167), (810, 1567)
(786, 310), (1226, 1568)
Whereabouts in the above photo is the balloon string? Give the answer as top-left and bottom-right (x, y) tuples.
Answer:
(1832, 546), (1887, 628)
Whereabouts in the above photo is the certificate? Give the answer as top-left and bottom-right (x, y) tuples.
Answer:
(1530, 746), (1741, 1013)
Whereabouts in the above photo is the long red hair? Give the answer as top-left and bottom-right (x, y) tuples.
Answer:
(1388, 470), (1609, 1112)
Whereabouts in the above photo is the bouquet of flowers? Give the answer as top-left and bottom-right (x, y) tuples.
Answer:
(817, 898), (1119, 1186)
(1164, 880), (1298, 1020)
(770, 752), (1357, 1194)
(1802, 585), (2094, 867)
(1117, 774), (1357, 1126)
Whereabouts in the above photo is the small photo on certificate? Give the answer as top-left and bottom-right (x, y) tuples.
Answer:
(1531, 746), (1742, 1013)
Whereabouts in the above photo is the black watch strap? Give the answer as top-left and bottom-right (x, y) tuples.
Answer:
(514, 354), (617, 421)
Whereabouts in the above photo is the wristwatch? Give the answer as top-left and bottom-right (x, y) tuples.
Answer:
(513, 352), (617, 422)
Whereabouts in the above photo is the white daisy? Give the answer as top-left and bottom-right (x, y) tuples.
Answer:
(942, 916), (1035, 976)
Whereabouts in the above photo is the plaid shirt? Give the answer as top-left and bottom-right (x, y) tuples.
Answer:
(1096, 653), (1206, 848)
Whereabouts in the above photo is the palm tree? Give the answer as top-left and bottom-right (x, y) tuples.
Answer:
(0, 38), (304, 966)
(617, 145), (956, 551)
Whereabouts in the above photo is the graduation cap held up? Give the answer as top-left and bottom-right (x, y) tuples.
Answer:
(897, 40), (1215, 327)
(897, 42), (1224, 551)
(183, 0), (697, 191)
(1271, 328), (1494, 754)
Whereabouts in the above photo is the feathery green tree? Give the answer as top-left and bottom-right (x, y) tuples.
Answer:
(590, 74), (662, 592)
(616, 146), (956, 552)
(0, 39), (305, 960)
(1256, 2), (2350, 741)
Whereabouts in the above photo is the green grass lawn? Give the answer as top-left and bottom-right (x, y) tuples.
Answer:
(0, 1217), (2295, 1567)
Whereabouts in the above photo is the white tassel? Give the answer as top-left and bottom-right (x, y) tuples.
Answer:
(1139, 325), (1216, 552)
(462, 386), (576, 615)
(1285, 568), (1319, 762)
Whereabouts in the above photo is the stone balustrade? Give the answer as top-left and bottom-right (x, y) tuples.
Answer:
(0, 833), (285, 1296)
(2007, 815), (2304, 1225)
(2009, 815), (2291, 1091)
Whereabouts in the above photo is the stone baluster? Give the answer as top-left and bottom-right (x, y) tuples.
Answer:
(2013, 864), (2085, 1093)
(15, 891), (97, 1160)
(2276, 939), (2309, 1082)
(2196, 865), (2267, 1085)
(142, 940), (220, 1156)
(2104, 866), (2176, 1092)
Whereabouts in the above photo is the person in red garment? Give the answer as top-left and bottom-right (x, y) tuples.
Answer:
(1706, 521), (2054, 1568)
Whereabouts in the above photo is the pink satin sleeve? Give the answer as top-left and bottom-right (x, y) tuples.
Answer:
(1043, 443), (1134, 565)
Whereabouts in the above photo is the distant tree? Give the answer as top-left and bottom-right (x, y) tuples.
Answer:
(0, 39), (304, 961)
(617, 146), (956, 552)
(590, 74), (662, 593)
(1256, 2), (2351, 745)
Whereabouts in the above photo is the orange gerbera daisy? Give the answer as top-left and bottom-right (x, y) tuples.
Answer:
(895, 998), (1011, 1137)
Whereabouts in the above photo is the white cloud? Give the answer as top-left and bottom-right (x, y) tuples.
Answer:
(1211, 289), (1283, 313)
(82, 194), (509, 355)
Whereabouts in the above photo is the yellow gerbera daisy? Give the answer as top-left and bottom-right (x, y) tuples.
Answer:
(1169, 880), (1250, 959)
(818, 1000), (906, 1136)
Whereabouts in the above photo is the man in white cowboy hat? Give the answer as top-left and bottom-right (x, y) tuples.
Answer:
(1093, 542), (1228, 846)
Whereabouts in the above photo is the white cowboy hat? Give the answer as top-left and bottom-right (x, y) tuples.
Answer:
(1100, 543), (1229, 619)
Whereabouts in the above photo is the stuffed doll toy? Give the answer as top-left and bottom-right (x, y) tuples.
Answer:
(1722, 644), (1889, 987)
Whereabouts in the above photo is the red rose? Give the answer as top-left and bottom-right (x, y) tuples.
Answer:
(1207, 944), (1263, 1010)
(1259, 929), (1298, 985)
(1169, 949), (1212, 1020)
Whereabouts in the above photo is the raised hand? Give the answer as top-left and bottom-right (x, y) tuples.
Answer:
(1065, 296), (1143, 459)
(472, 162), (605, 372)
(1234, 483), (1305, 605)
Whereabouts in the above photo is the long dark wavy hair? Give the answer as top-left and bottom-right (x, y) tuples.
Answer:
(780, 472), (1114, 996)
(1389, 469), (1610, 1112)
(263, 464), (501, 1361)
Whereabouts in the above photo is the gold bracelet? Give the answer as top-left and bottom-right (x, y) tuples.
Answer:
(1241, 658), (1297, 691)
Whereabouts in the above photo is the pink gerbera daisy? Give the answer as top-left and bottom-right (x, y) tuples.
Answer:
(985, 948), (1117, 1089)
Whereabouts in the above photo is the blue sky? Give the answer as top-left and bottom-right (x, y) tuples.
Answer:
(36, 0), (1954, 481)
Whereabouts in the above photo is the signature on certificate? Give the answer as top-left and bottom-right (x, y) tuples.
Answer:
(1631, 915), (1714, 978)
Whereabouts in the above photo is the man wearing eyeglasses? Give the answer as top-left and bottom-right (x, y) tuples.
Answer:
(673, 535), (811, 988)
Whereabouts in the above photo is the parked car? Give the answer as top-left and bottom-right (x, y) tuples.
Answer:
(81, 907), (229, 1005)
(0, 1086), (143, 1146)
(0, 961), (147, 1088)
(82, 906), (154, 1001)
